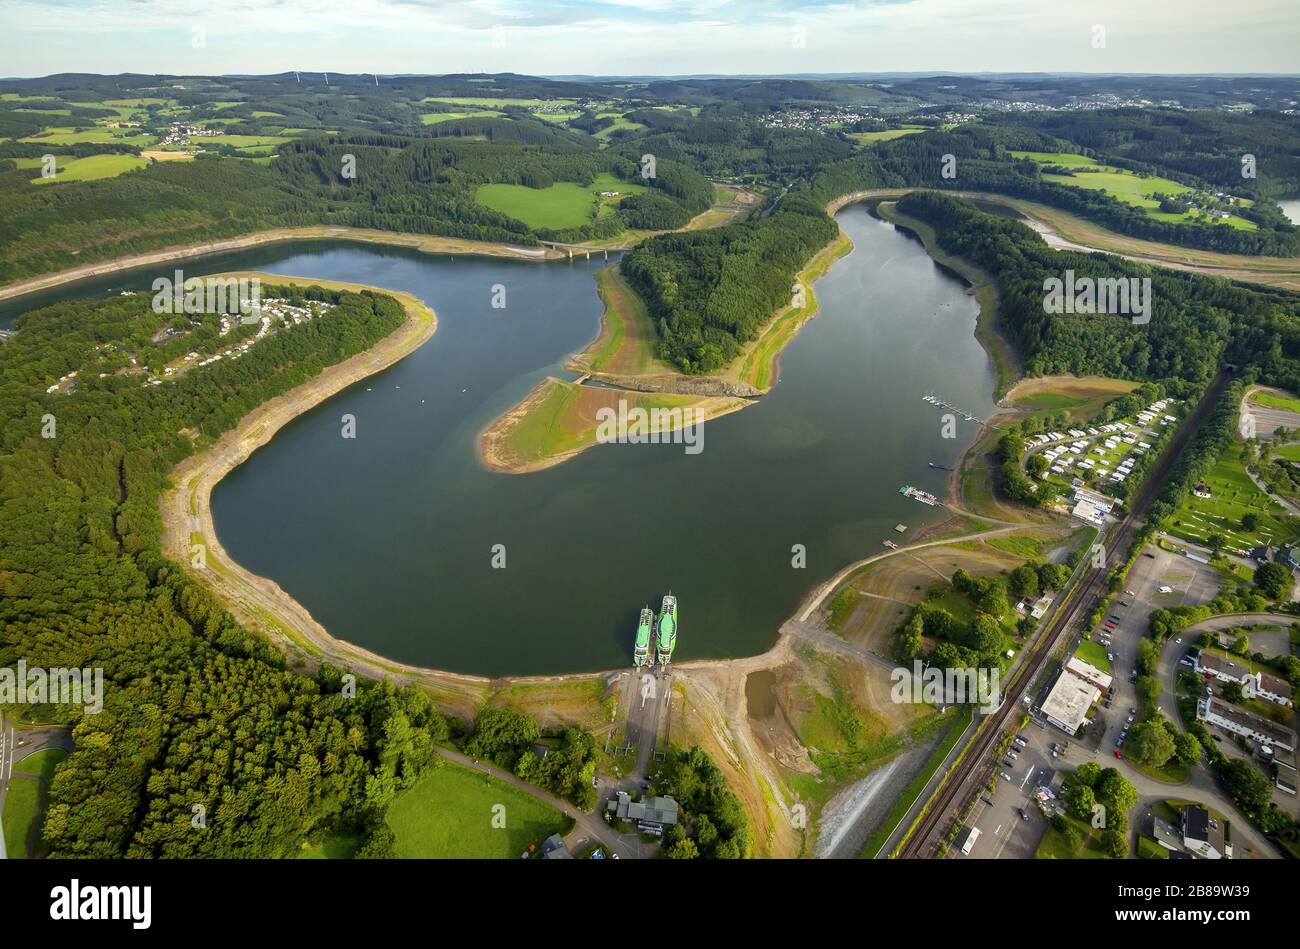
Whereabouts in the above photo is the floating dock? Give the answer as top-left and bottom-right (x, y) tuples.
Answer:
(899, 484), (941, 506)
(922, 392), (985, 425)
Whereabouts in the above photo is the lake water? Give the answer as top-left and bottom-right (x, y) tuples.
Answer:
(4, 206), (998, 675)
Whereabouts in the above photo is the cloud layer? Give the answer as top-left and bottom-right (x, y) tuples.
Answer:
(2, 0), (1298, 77)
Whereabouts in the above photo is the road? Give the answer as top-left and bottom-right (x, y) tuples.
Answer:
(624, 665), (672, 779)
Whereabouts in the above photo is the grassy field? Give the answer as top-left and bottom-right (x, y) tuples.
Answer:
(850, 126), (927, 144)
(1009, 151), (1256, 231)
(1, 778), (41, 858)
(20, 127), (155, 147)
(386, 762), (571, 858)
(984, 533), (1047, 558)
(493, 378), (725, 471)
(1036, 812), (1110, 859)
(12, 748), (68, 781)
(19, 153), (147, 183)
(203, 133), (292, 149)
(1075, 639), (1112, 673)
(1166, 448), (1300, 552)
(420, 110), (503, 124)
(1006, 375), (1140, 420)
(594, 115), (646, 143)
(1250, 390), (1300, 414)
(575, 266), (672, 376)
(476, 172), (646, 230)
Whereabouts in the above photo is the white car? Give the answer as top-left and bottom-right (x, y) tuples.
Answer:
(1175, 637), (1182, 644)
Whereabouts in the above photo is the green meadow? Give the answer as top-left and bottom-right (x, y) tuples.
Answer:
(20, 153), (147, 183)
(476, 171), (647, 230)
(386, 762), (571, 858)
(20, 127), (156, 147)
(2, 779), (41, 858)
(1250, 390), (1300, 414)
(420, 110), (503, 124)
(850, 126), (927, 144)
(1009, 151), (1256, 230)
(1075, 640), (1112, 673)
(1167, 449), (1300, 551)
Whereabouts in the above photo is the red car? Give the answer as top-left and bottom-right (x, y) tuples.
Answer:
(1114, 750), (1123, 759)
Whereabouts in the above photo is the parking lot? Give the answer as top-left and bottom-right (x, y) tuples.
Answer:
(960, 542), (1230, 857)
(1085, 543), (1221, 759)
(958, 723), (1057, 858)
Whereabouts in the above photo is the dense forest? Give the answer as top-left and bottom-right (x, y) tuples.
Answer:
(893, 191), (1300, 390)
(621, 193), (839, 371)
(0, 285), (460, 857)
(0, 137), (713, 282)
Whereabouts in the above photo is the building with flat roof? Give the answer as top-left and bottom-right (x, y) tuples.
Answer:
(1041, 658), (1112, 735)
(1197, 697), (1296, 751)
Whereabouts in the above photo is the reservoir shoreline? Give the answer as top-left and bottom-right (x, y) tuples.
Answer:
(0, 226), (562, 304)
(76, 196), (1001, 705)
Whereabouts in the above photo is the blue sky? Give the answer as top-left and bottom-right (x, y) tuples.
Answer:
(2, 0), (1298, 77)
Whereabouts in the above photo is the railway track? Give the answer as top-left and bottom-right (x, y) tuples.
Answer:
(897, 372), (1229, 858)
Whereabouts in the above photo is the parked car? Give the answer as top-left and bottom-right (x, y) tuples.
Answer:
(1000, 772), (1012, 781)
(982, 795), (995, 806)
(1115, 750), (1123, 759)
(1018, 808), (1030, 822)
(1175, 636), (1182, 644)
